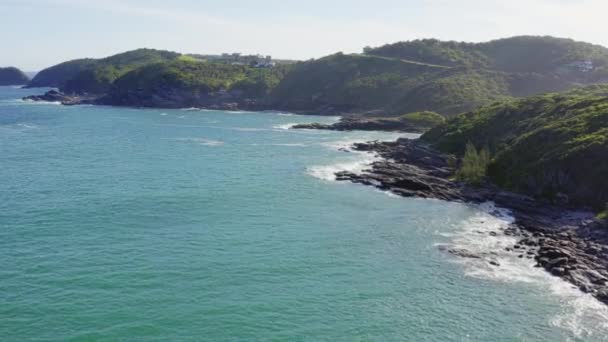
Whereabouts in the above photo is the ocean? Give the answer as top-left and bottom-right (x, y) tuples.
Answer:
(1, 86), (607, 341)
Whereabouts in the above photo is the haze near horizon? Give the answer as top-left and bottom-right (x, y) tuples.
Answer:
(2, 0), (608, 70)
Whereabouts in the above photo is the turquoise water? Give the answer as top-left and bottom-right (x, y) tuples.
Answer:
(1, 86), (608, 341)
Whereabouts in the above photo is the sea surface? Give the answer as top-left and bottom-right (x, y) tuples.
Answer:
(1, 86), (608, 341)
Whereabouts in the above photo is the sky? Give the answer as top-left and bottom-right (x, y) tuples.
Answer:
(2, 0), (607, 70)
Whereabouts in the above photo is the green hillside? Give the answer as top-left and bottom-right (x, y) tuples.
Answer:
(24, 36), (608, 118)
(367, 36), (608, 75)
(422, 85), (608, 209)
(27, 49), (181, 94)
(26, 58), (96, 88)
(267, 53), (508, 115)
(0, 67), (30, 85)
(101, 60), (289, 107)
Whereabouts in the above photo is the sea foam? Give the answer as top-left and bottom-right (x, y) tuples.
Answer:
(307, 139), (381, 181)
(170, 137), (224, 146)
(273, 123), (297, 130)
(444, 202), (608, 340)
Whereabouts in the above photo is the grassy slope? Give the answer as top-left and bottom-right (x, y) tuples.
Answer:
(422, 85), (608, 208)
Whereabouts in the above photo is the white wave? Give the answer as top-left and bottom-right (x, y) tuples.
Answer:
(247, 143), (307, 147)
(277, 113), (294, 116)
(22, 99), (61, 105)
(325, 116), (341, 123)
(444, 202), (608, 340)
(160, 113), (168, 116)
(307, 138), (384, 181)
(225, 110), (251, 114)
(272, 143), (307, 147)
(170, 138), (224, 146)
(181, 107), (200, 111)
(320, 139), (367, 151)
(273, 123), (297, 130)
(16, 123), (39, 129)
(307, 158), (374, 181)
(232, 127), (267, 132)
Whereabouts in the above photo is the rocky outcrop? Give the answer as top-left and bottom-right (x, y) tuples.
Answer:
(23, 90), (98, 105)
(292, 115), (436, 133)
(336, 138), (608, 305)
(96, 88), (261, 110)
(22, 87), (349, 115)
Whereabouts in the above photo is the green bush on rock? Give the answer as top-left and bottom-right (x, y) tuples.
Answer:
(456, 142), (490, 184)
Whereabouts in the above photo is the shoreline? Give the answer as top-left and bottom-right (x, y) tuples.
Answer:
(335, 137), (608, 306)
(21, 89), (351, 117)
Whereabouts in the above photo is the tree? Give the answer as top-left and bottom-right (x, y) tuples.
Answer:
(457, 142), (490, 184)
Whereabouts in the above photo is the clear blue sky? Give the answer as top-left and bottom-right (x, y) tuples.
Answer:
(2, 0), (607, 70)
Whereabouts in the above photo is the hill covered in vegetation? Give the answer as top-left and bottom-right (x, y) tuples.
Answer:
(266, 53), (514, 115)
(0, 67), (29, 85)
(367, 36), (608, 75)
(421, 85), (608, 209)
(99, 59), (289, 108)
(25, 36), (608, 118)
(27, 49), (180, 93)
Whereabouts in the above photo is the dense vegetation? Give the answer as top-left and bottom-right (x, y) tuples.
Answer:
(367, 36), (608, 75)
(268, 36), (608, 116)
(267, 53), (514, 115)
(26, 59), (96, 88)
(422, 85), (608, 209)
(25, 36), (608, 118)
(456, 142), (491, 184)
(0, 67), (29, 85)
(28, 49), (181, 93)
(102, 60), (290, 107)
(399, 111), (445, 127)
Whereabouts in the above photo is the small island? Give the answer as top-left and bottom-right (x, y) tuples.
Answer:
(0, 67), (29, 86)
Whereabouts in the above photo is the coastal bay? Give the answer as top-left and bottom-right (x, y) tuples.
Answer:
(2, 86), (608, 340)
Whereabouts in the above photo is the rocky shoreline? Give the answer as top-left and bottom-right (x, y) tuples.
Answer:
(292, 116), (430, 133)
(21, 89), (348, 116)
(337, 138), (608, 305)
(23, 90), (99, 106)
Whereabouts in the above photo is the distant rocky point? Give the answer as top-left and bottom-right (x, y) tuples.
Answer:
(292, 111), (445, 133)
(23, 90), (97, 105)
(0, 67), (29, 86)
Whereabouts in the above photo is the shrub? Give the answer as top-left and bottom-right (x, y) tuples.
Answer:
(598, 204), (608, 221)
(457, 142), (490, 184)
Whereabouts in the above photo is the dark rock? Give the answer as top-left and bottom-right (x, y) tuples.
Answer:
(547, 257), (569, 267)
(291, 115), (434, 133)
(443, 247), (482, 259)
(23, 90), (98, 105)
(552, 267), (567, 276)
